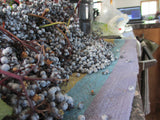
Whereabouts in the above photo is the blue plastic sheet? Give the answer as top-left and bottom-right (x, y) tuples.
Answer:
(63, 39), (125, 120)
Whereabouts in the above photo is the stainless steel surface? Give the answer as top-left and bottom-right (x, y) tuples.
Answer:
(79, 20), (92, 34)
(79, 0), (93, 33)
(79, 3), (90, 20)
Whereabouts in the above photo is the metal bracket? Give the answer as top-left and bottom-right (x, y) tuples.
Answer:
(139, 59), (157, 70)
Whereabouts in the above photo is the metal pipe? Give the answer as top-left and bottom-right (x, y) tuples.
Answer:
(79, 0), (93, 34)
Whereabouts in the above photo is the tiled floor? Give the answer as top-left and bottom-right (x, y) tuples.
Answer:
(146, 112), (160, 120)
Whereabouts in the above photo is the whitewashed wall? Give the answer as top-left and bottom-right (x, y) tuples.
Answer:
(114, 0), (141, 8)
(114, 0), (160, 11)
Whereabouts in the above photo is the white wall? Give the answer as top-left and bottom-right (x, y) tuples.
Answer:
(114, 0), (160, 11)
(114, 0), (141, 8)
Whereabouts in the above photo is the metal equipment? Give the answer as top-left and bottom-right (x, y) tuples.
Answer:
(78, 0), (93, 34)
(137, 36), (157, 115)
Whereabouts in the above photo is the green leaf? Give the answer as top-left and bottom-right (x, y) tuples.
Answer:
(39, 22), (66, 28)
(0, 99), (13, 120)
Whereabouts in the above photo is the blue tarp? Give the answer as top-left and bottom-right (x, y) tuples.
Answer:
(63, 39), (125, 120)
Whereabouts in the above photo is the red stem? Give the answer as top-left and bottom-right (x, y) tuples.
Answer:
(2, 22), (5, 28)
(75, 0), (82, 13)
(27, 14), (72, 53)
(0, 26), (39, 53)
(23, 64), (38, 77)
(19, 78), (34, 111)
(0, 70), (23, 80)
(1, 84), (23, 96)
(0, 70), (34, 110)
(56, 26), (72, 48)
(0, 69), (67, 111)
(23, 76), (57, 81)
(0, 77), (8, 85)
